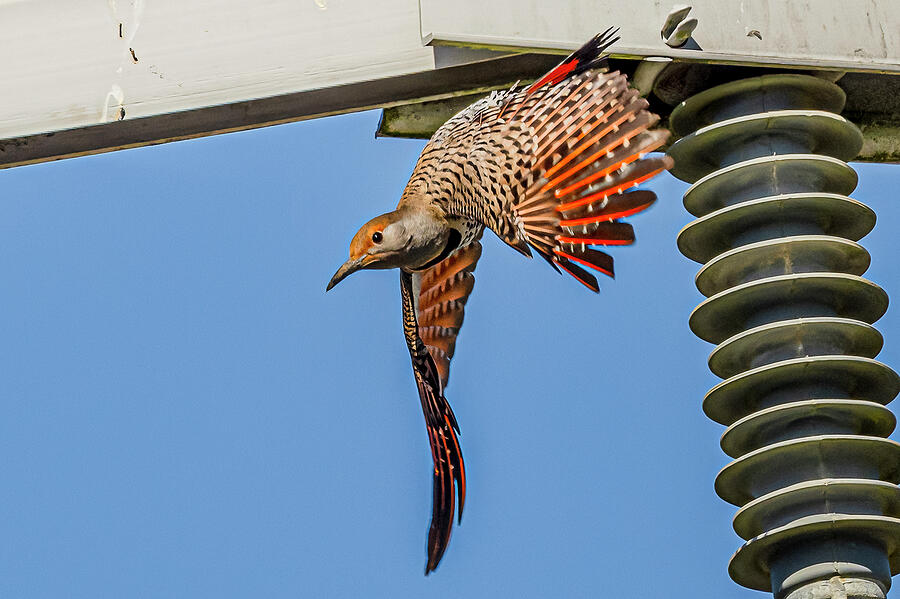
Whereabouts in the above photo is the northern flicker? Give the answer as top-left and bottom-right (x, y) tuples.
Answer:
(327, 28), (672, 573)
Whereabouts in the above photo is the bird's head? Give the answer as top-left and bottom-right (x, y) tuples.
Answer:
(326, 207), (450, 291)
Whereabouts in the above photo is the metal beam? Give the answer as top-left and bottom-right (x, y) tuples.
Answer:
(2, 0), (898, 169)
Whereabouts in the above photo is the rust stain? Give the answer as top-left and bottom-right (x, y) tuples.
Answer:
(129, 47), (139, 63)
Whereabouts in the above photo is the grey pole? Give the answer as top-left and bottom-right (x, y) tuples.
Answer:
(667, 74), (900, 599)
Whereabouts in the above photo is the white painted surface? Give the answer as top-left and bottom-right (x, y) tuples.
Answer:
(0, 0), (897, 166)
(0, 0), (434, 138)
(421, 0), (900, 72)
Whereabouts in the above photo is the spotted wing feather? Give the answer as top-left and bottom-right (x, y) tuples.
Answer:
(512, 70), (672, 291)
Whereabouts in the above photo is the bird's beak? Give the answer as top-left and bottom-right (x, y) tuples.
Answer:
(326, 256), (365, 291)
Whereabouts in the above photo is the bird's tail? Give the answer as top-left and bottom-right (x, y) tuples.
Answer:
(525, 27), (620, 94)
(507, 31), (672, 291)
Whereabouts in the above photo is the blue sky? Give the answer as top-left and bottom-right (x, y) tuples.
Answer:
(1, 110), (897, 598)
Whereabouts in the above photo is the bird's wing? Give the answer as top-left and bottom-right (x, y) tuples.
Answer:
(399, 240), (481, 574)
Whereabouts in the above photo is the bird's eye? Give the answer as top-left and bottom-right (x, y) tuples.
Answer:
(372, 231), (383, 243)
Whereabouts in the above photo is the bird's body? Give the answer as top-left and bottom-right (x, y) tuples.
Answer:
(327, 28), (672, 573)
(399, 91), (523, 250)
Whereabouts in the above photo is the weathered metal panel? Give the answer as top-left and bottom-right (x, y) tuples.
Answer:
(0, 52), (560, 169)
(0, 0), (433, 140)
(421, 0), (900, 73)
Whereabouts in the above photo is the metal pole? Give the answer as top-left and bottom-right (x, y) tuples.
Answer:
(667, 74), (900, 599)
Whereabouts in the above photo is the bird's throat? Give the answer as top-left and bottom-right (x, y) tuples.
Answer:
(416, 229), (462, 271)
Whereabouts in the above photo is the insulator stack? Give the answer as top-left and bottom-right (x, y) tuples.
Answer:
(667, 74), (900, 599)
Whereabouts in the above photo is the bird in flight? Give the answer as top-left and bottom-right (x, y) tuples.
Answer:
(327, 28), (672, 573)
